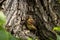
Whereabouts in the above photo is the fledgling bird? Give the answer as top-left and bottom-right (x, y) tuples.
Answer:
(26, 15), (37, 30)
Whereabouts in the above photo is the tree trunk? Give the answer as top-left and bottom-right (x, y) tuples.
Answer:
(0, 0), (60, 40)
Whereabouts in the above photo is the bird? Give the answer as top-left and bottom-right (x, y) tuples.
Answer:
(26, 15), (37, 30)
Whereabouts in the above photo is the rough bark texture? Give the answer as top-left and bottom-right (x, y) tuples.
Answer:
(0, 0), (60, 40)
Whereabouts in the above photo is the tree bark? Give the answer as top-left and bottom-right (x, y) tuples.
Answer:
(0, 0), (60, 40)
